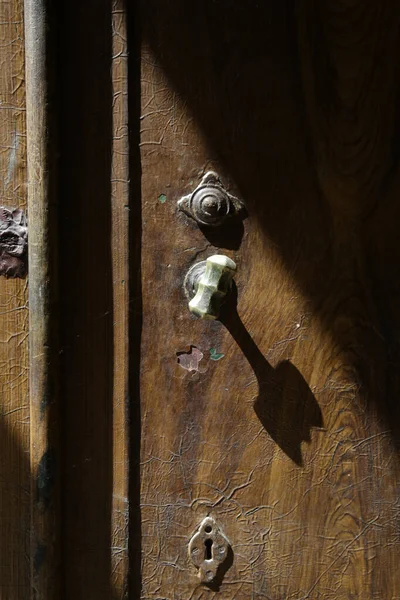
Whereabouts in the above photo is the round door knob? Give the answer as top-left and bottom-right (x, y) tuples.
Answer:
(184, 255), (237, 320)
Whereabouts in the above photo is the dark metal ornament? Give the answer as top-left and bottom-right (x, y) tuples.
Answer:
(178, 172), (245, 228)
(0, 207), (28, 277)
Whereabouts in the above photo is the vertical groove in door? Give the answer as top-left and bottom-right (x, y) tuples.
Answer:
(24, 0), (60, 598)
(57, 1), (114, 598)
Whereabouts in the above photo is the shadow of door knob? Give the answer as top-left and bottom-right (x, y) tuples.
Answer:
(184, 255), (237, 320)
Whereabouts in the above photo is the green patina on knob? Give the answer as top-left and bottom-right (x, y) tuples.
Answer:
(185, 255), (237, 320)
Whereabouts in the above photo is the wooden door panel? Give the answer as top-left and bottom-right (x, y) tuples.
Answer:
(139, 2), (400, 598)
(1, 1), (400, 598)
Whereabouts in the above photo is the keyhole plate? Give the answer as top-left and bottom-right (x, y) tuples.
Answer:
(188, 516), (230, 584)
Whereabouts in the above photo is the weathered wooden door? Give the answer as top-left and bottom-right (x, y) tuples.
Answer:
(2, 1), (400, 598)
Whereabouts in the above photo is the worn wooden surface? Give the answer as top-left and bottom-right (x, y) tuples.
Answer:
(139, 1), (400, 598)
(3, 1), (400, 598)
(25, 0), (60, 597)
(111, 0), (130, 596)
(0, 0), (29, 597)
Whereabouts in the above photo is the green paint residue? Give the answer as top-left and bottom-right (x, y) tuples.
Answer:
(158, 193), (167, 204)
(209, 347), (224, 361)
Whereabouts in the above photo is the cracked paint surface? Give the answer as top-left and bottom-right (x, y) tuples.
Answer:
(138, 6), (400, 599)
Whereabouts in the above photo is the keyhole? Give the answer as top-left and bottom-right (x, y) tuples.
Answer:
(204, 538), (213, 560)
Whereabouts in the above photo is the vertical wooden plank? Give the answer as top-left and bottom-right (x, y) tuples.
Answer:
(0, 0), (29, 597)
(111, 1), (130, 596)
(24, 1), (59, 598)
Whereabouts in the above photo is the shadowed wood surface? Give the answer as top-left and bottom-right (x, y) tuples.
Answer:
(25, 0), (60, 596)
(0, 1), (29, 597)
(138, 1), (400, 598)
(3, 1), (400, 598)
(57, 1), (114, 598)
(57, 2), (138, 599)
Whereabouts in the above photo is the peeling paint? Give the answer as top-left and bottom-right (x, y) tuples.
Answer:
(5, 129), (19, 186)
(209, 347), (224, 361)
(176, 346), (203, 371)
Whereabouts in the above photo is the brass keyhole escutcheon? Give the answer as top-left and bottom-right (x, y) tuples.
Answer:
(188, 517), (230, 584)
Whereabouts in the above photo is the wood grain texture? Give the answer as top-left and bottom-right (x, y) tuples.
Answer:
(111, 1), (130, 596)
(138, 1), (400, 598)
(0, 0), (29, 597)
(24, 0), (60, 597)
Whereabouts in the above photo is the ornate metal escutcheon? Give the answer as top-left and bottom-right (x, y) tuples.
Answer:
(178, 171), (245, 228)
(189, 516), (230, 584)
